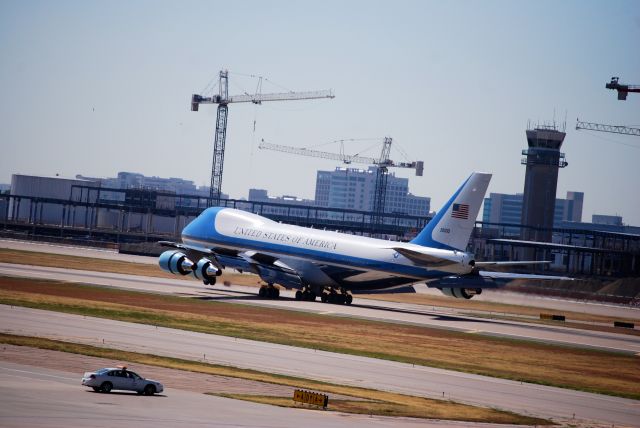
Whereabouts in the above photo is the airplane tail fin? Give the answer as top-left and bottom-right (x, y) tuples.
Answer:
(411, 172), (491, 251)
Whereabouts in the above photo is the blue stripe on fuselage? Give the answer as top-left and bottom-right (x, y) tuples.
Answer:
(181, 207), (455, 280)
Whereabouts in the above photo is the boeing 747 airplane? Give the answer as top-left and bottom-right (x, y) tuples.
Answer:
(159, 172), (564, 304)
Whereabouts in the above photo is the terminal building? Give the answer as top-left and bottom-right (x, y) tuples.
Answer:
(8, 174), (99, 227)
(248, 189), (315, 217)
(76, 171), (223, 205)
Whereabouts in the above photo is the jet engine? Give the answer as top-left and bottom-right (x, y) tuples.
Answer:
(158, 250), (194, 275)
(439, 287), (482, 299)
(192, 258), (221, 285)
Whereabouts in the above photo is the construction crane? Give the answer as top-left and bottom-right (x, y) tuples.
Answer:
(576, 119), (640, 137)
(191, 70), (334, 206)
(259, 138), (424, 231)
(606, 77), (640, 100)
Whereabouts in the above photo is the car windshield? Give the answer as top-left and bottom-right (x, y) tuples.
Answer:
(96, 368), (109, 375)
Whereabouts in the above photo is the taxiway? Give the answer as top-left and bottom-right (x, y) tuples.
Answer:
(1, 305), (638, 426)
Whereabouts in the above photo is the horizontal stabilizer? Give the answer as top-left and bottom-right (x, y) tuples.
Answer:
(479, 271), (573, 281)
(474, 261), (551, 267)
(391, 247), (456, 267)
(429, 275), (500, 289)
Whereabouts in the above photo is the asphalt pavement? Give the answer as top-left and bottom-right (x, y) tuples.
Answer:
(1, 262), (638, 354)
(1, 305), (639, 427)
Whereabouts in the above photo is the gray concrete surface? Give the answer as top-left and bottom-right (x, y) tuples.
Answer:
(1, 305), (638, 427)
(1, 360), (464, 428)
(0, 238), (155, 264)
(1, 262), (639, 354)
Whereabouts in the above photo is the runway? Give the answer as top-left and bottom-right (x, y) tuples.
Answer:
(1, 305), (638, 426)
(0, 360), (451, 428)
(1, 262), (639, 354)
(2, 238), (639, 320)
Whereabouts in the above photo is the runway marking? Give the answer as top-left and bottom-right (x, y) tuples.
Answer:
(466, 330), (483, 334)
(0, 366), (76, 381)
(319, 311), (335, 315)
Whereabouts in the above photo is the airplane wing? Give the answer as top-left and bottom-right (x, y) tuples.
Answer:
(160, 240), (301, 285)
(160, 240), (418, 293)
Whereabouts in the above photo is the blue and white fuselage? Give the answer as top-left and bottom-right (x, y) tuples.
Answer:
(159, 172), (567, 303)
(181, 207), (474, 291)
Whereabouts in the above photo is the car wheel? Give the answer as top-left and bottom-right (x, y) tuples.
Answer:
(143, 384), (156, 396)
(92, 387), (100, 392)
(100, 382), (113, 393)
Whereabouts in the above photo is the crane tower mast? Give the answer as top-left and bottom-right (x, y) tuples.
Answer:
(191, 70), (334, 206)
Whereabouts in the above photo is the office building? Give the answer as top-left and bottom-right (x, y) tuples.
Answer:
(483, 191), (584, 235)
(314, 166), (430, 217)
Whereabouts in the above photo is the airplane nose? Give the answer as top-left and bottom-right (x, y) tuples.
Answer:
(182, 207), (219, 239)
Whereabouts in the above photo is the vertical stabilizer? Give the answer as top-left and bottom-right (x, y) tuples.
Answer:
(411, 172), (492, 251)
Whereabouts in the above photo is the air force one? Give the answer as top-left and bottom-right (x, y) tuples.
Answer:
(159, 172), (566, 305)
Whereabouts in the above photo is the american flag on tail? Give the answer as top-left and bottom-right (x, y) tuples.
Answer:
(451, 203), (469, 219)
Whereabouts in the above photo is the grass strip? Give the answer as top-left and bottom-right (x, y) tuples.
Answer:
(0, 248), (260, 286)
(212, 393), (549, 423)
(2, 247), (638, 329)
(0, 334), (549, 425)
(1, 276), (639, 400)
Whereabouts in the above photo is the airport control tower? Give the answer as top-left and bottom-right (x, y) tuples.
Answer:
(520, 124), (567, 243)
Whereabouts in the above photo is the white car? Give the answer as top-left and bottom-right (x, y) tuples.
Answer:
(82, 367), (164, 395)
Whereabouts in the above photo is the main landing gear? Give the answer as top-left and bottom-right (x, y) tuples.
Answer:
(258, 283), (280, 299)
(294, 287), (316, 301)
(320, 288), (353, 305)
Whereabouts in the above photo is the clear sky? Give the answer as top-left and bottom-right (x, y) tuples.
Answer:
(1, 0), (639, 224)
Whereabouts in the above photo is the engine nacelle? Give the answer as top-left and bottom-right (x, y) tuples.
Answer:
(192, 258), (220, 285)
(158, 250), (194, 276)
(439, 287), (482, 299)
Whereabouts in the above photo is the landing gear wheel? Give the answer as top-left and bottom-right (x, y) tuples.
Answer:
(345, 294), (353, 305)
(267, 286), (280, 299)
(295, 290), (303, 300)
(260, 284), (280, 299)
